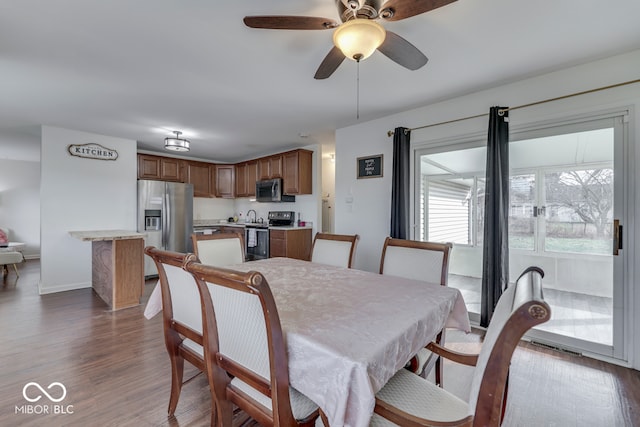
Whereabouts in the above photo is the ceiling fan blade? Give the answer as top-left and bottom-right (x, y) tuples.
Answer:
(379, 0), (457, 22)
(377, 31), (428, 70)
(243, 16), (339, 30)
(314, 46), (346, 80)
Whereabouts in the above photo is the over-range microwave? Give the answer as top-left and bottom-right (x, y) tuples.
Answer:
(255, 178), (295, 203)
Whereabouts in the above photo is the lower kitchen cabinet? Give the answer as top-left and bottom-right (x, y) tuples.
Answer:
(269, 228), (312, 261)
(219, 226), (244, 235)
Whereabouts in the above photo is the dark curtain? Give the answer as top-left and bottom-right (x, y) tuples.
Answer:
(390, 127), (411, 239)
(480, 107), (510, 327)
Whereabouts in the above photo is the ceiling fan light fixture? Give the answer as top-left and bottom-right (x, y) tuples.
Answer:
(332, 19), (386, 61)
(164, 130), (190, 152)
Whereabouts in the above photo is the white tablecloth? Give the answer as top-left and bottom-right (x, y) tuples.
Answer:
(144, 257), (470, 427)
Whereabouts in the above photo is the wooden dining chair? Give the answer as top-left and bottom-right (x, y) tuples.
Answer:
(379, 237), (453, 381)
(310, 232), (359, 268)
(144, 247), (212, 423)
(191, 232), (245, 266)
(371, 267), (550, 427)
(185, 261), (321, 427)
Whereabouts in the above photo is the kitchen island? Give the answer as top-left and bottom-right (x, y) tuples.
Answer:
(69, 230), (145, 311)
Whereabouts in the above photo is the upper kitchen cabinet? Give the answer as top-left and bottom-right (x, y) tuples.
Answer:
(283, 149), (312, 195)
(215, 164), (235, 198)
(137, 154), (184, 182)
(236, 160), (258, 197)
(186, 161), (212, 197)
(209, 164), (216, 198)
(258, 154), (283, 180)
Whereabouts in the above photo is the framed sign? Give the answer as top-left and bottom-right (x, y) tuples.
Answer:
(357, 154), (383, 179)
(67, 143), (119, 161)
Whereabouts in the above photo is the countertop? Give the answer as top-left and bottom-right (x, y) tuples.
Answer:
(69, 230), (146, 241)
(193, 221), (313, 231)
(268, 225), (313, 230)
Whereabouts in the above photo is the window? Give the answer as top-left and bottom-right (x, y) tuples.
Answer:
(419, 129), (614, 256)
(415, 112), (626, 353)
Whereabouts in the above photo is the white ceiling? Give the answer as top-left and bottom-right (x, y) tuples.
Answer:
(1, 0), (639, 163)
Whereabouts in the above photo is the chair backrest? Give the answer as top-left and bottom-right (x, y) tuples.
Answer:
(191, 232), (245, 266)
(144, 247), (203, 354)
(379, 238), (452, 285)
(185, 261), (298, 426)
(310, 232), (359, 268)
(468, 267), (551, 425)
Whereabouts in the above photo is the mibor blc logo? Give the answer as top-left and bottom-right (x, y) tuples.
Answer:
(15, 382), (74, 415)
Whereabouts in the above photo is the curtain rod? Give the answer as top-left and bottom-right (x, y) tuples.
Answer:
(387, 78), (640, 137)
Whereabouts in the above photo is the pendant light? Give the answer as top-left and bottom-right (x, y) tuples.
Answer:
(164, 131), (190, 152)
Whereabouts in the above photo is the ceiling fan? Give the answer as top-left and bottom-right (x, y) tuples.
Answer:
(243, 0), (457, 79)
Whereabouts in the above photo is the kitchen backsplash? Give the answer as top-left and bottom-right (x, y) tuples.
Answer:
(193, 197), (235, 220)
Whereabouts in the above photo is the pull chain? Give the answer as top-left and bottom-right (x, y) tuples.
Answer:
(356, 59), (360, 120)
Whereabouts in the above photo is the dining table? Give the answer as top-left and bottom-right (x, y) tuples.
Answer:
(144, 257), (470, 427)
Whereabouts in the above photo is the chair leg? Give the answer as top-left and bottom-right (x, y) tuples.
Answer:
(168, 354), (185, 416)
(435, 329), (446, 387)
(209, 401), (217, 427)
(216, 400), (234, 427)
(12, 264), (19, 277)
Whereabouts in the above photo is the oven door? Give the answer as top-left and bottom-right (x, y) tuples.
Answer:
(245, 227), (269, 261)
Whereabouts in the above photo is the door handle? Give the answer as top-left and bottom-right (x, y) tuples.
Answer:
(613, 219), (623, 256)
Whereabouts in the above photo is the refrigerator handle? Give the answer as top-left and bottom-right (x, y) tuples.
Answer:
(162, 188), (169, 248)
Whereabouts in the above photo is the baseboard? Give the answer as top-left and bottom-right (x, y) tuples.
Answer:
(38, 281), (91, 295)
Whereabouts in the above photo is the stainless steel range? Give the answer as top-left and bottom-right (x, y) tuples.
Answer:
(268, 211), (295, 227)
(244, 211), (295, 261)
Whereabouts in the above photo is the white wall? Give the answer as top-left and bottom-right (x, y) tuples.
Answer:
(0, 127), (41, 258)
(334, 49), (640, 369)
(321, 150), (336, 233)
(40, 127), (137, 294)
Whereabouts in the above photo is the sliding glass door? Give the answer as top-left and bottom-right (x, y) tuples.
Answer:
(415, 113), (628, 360)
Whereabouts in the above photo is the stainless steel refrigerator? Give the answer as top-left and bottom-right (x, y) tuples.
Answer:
(137, 180), (193, 278)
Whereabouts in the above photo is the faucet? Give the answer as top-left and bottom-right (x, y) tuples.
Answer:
(247, 209), (257, 223)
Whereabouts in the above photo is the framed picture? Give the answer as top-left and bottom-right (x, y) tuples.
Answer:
(357, 154), (383, 179)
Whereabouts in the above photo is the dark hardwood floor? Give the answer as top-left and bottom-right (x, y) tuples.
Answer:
(1, 260), (639, 426)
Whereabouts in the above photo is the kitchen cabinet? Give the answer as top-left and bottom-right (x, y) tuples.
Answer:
(215, 165), (235, 198)
(258, 157), (270, 180)
(258, 154), (283, 180)
(236, 160), (258, 197)
(219, 225), (244, 235)
(186, 161), (212, 197)
(209, 164), (217, 198)
(269, 228), (312, 261)
(137, 147), (312, 198)
(283, 149), (312, 195)
(137, 154), (184, 182)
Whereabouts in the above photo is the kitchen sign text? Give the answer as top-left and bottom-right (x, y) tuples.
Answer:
(68, 143), (118, 161)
